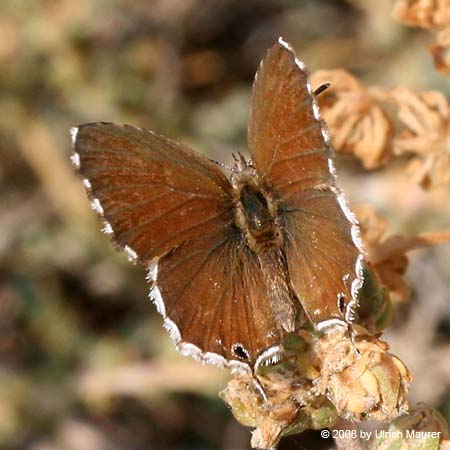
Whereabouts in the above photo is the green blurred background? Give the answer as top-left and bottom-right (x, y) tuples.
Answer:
(1, 1), (450, 449)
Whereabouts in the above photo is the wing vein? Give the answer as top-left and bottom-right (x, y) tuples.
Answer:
(268, 97), (313, 173)
(93, 181), (216, 200)
(168, 239), (229, 310)
(288, 207), (346, 223)
(148, 217), (233, 258)
(277, 174), (330, 193)
(271, 146), (325, 168)
(203, 268), (232, 354)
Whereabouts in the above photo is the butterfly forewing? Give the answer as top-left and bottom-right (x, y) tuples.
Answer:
(248, 41), (331, 199)
(72, 123), (233, 261)
(248, 40), (363, 328)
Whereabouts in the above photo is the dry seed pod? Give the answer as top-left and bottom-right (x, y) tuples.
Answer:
(370, 405), (449, 449)
(307, 329), (411, 422)
(393, 0), (450, 28)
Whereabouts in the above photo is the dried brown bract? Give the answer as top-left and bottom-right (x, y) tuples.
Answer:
(314, 330), (410, 422)
(392, 0), (450, 28)
(354, 204), (450, 303)
(430, 27), (450, 74)
(393, 0), (450, 73)
(311, 70), (392, 169)
(391, 87), (450, 188)
(354, 205), (410, 302)
(310, 68), (450, 188)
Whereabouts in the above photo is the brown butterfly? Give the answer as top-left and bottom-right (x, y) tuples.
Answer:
(70, 38), (364, 374)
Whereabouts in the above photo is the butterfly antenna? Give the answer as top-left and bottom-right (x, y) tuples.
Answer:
(210, 158), (233, 171)
(314, 82), (330, 97)
(238, 152), (247, 164)
(232, 152), (249, 172)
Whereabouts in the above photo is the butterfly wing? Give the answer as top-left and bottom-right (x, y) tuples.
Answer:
(153, 232), (281, 371)
(71, 123), (233, 262)
(72, 122), (280, 369)
(247, 39), (364, 329)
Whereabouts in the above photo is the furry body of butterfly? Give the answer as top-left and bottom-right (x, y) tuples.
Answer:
(231, 163), (297, 334)
(71, 37), (364, 373)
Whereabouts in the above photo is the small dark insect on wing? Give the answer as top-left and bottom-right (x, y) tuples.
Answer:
(313, 83), (330, 97)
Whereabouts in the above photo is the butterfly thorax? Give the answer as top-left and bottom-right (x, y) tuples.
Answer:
(231, 164), (283, 253)
(239, 185), (273, 238)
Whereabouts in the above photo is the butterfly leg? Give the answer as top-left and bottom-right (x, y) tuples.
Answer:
(252, 370), (268, 402)
(342, 322), (361, 359)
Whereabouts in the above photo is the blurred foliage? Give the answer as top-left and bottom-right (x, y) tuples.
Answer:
(0, 1), (449, 449)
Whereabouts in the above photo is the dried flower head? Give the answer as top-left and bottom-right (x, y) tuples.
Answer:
(221, 329), (410, 450)
(371, 405), (449, 449)
(391, 87), (450, 188)
(311, 70), (392, 169)
(392, 0), (450, 28)
(429, 26), (450, 74)
(314, 330), (410, 422)
(393, 0), (450, 74)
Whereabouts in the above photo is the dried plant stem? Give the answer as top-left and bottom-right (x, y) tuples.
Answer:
(371, 230), (450, 263)
(332, 420), (365, 450)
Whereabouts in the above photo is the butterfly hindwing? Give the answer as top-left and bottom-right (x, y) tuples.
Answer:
(153, 232), (282, 370)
